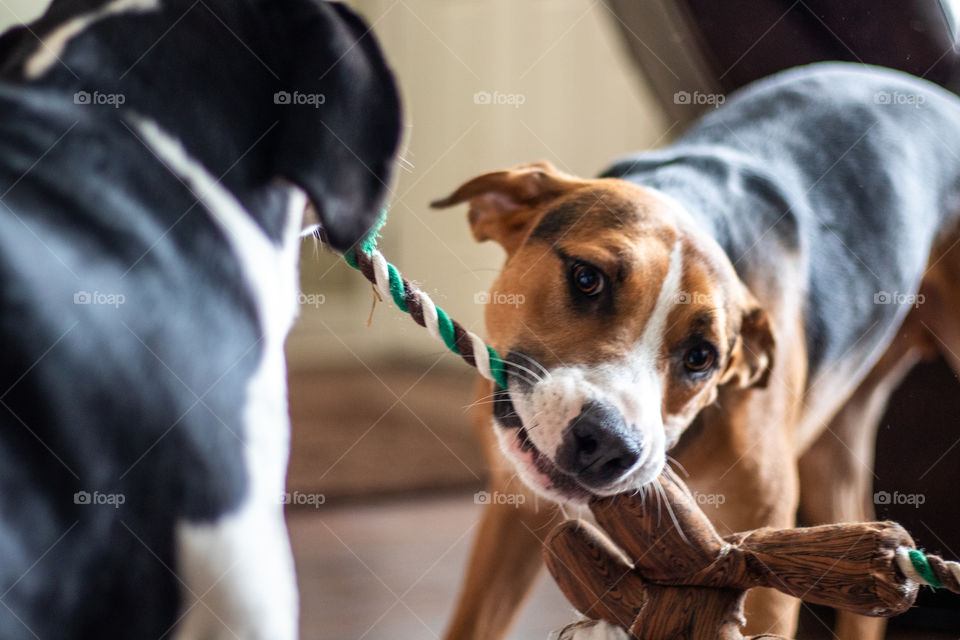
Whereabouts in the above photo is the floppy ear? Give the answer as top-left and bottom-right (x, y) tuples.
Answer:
(431, 161), (583, 255)
(268, 0), (402, 252)
(721, 289), (776, 389)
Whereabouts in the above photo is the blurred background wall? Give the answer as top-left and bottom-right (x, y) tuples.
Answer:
(0, 1), (45, 30)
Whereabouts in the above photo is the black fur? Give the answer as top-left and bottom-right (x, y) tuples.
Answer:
(0, 1), (400, 637)
(528, 192), (634, 246)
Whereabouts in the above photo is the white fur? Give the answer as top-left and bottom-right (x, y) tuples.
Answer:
(556, 619), (631, 640)
(25, 0), (159, 78)
(136, 119), (302, 640)
(507, 242), (684, 500)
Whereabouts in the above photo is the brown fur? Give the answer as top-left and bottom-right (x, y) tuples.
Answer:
(433, 162), (960, 640)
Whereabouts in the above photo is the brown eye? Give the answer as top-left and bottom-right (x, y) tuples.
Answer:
(572, 263), (604, 296)
(684, 343), (717, 373)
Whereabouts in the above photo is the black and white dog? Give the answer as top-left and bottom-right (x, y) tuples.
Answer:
(0, 0), (400, 638)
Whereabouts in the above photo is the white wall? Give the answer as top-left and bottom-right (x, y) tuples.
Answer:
(0, 0), (46, 31)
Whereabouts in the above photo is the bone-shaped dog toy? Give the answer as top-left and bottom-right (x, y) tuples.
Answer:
(544, 467), (959, 640)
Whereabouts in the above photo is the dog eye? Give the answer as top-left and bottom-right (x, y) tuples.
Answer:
(571, 263), (604, 296)
(683, 343), (717, 373)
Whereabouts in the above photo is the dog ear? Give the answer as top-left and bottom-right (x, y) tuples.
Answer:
(431, 161), (583, 255)
(268, 0), (402, 252)
(721, 290), (776, 389)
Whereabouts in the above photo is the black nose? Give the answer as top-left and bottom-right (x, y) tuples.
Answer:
(555, 400), (641, 489)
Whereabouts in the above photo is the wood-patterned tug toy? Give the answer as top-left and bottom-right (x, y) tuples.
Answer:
(543, 467), (960, 640)
(340, 212), (959, 640)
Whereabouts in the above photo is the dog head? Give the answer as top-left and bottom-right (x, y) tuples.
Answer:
(262, 0), (402, 250)
(2, 0), (401, 251)
(433, 162), (775, 503)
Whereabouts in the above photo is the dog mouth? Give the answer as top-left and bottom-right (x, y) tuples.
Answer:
(514, 425), (595, 502)
(490, 350), (676, 503)
(492, 387), (596, 503)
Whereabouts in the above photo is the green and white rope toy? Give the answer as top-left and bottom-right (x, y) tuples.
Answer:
(340, 211), (960, 597)
(343, 211), (508, 390)
(895, 546), (960, 591)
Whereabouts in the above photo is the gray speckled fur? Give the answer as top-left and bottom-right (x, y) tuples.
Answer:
(603, 63), (960, 377)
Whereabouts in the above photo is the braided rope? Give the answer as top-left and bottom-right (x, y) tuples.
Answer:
(344, 245), (508, 390)
(895, 547), (960, 593)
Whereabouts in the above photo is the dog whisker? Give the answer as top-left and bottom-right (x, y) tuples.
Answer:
(656, 477), (690, 545)
(665, 455), (689, 478)
(653, 478), (664, 526)
(520, 410), (545, 429)
(640, 483), (653, 516)
(462, 398), (508, 409)
(500, 369), (539, 388)
(501, 360), (544, 386)
(511, 352), (552, 381)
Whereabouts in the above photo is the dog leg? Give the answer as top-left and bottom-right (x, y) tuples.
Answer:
(799, 399), (887, 640)
(693, 466), (801, 638)
(798, 313), (929, 640)
(676, 377), (803, 637)
(173, 501), (298, 640)
(918, 244), (960, 375)
(444, 379), (561, 640)
(443, 467), (560, 640)
(704, 461), (800, 639)
(173, 417), (297, 640)
(174, 334), (298, 640)
(681, 458), (801, 636)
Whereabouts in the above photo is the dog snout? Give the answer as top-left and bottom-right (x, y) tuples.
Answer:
(555, 400), (641, 489)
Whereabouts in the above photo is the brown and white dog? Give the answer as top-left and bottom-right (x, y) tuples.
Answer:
(435, 63), (960, 639)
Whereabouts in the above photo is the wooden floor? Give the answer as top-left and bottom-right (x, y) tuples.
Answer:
(289, 494), (572, 640)
(287, 363), (483, 501)
(288, 494), (958, 640)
